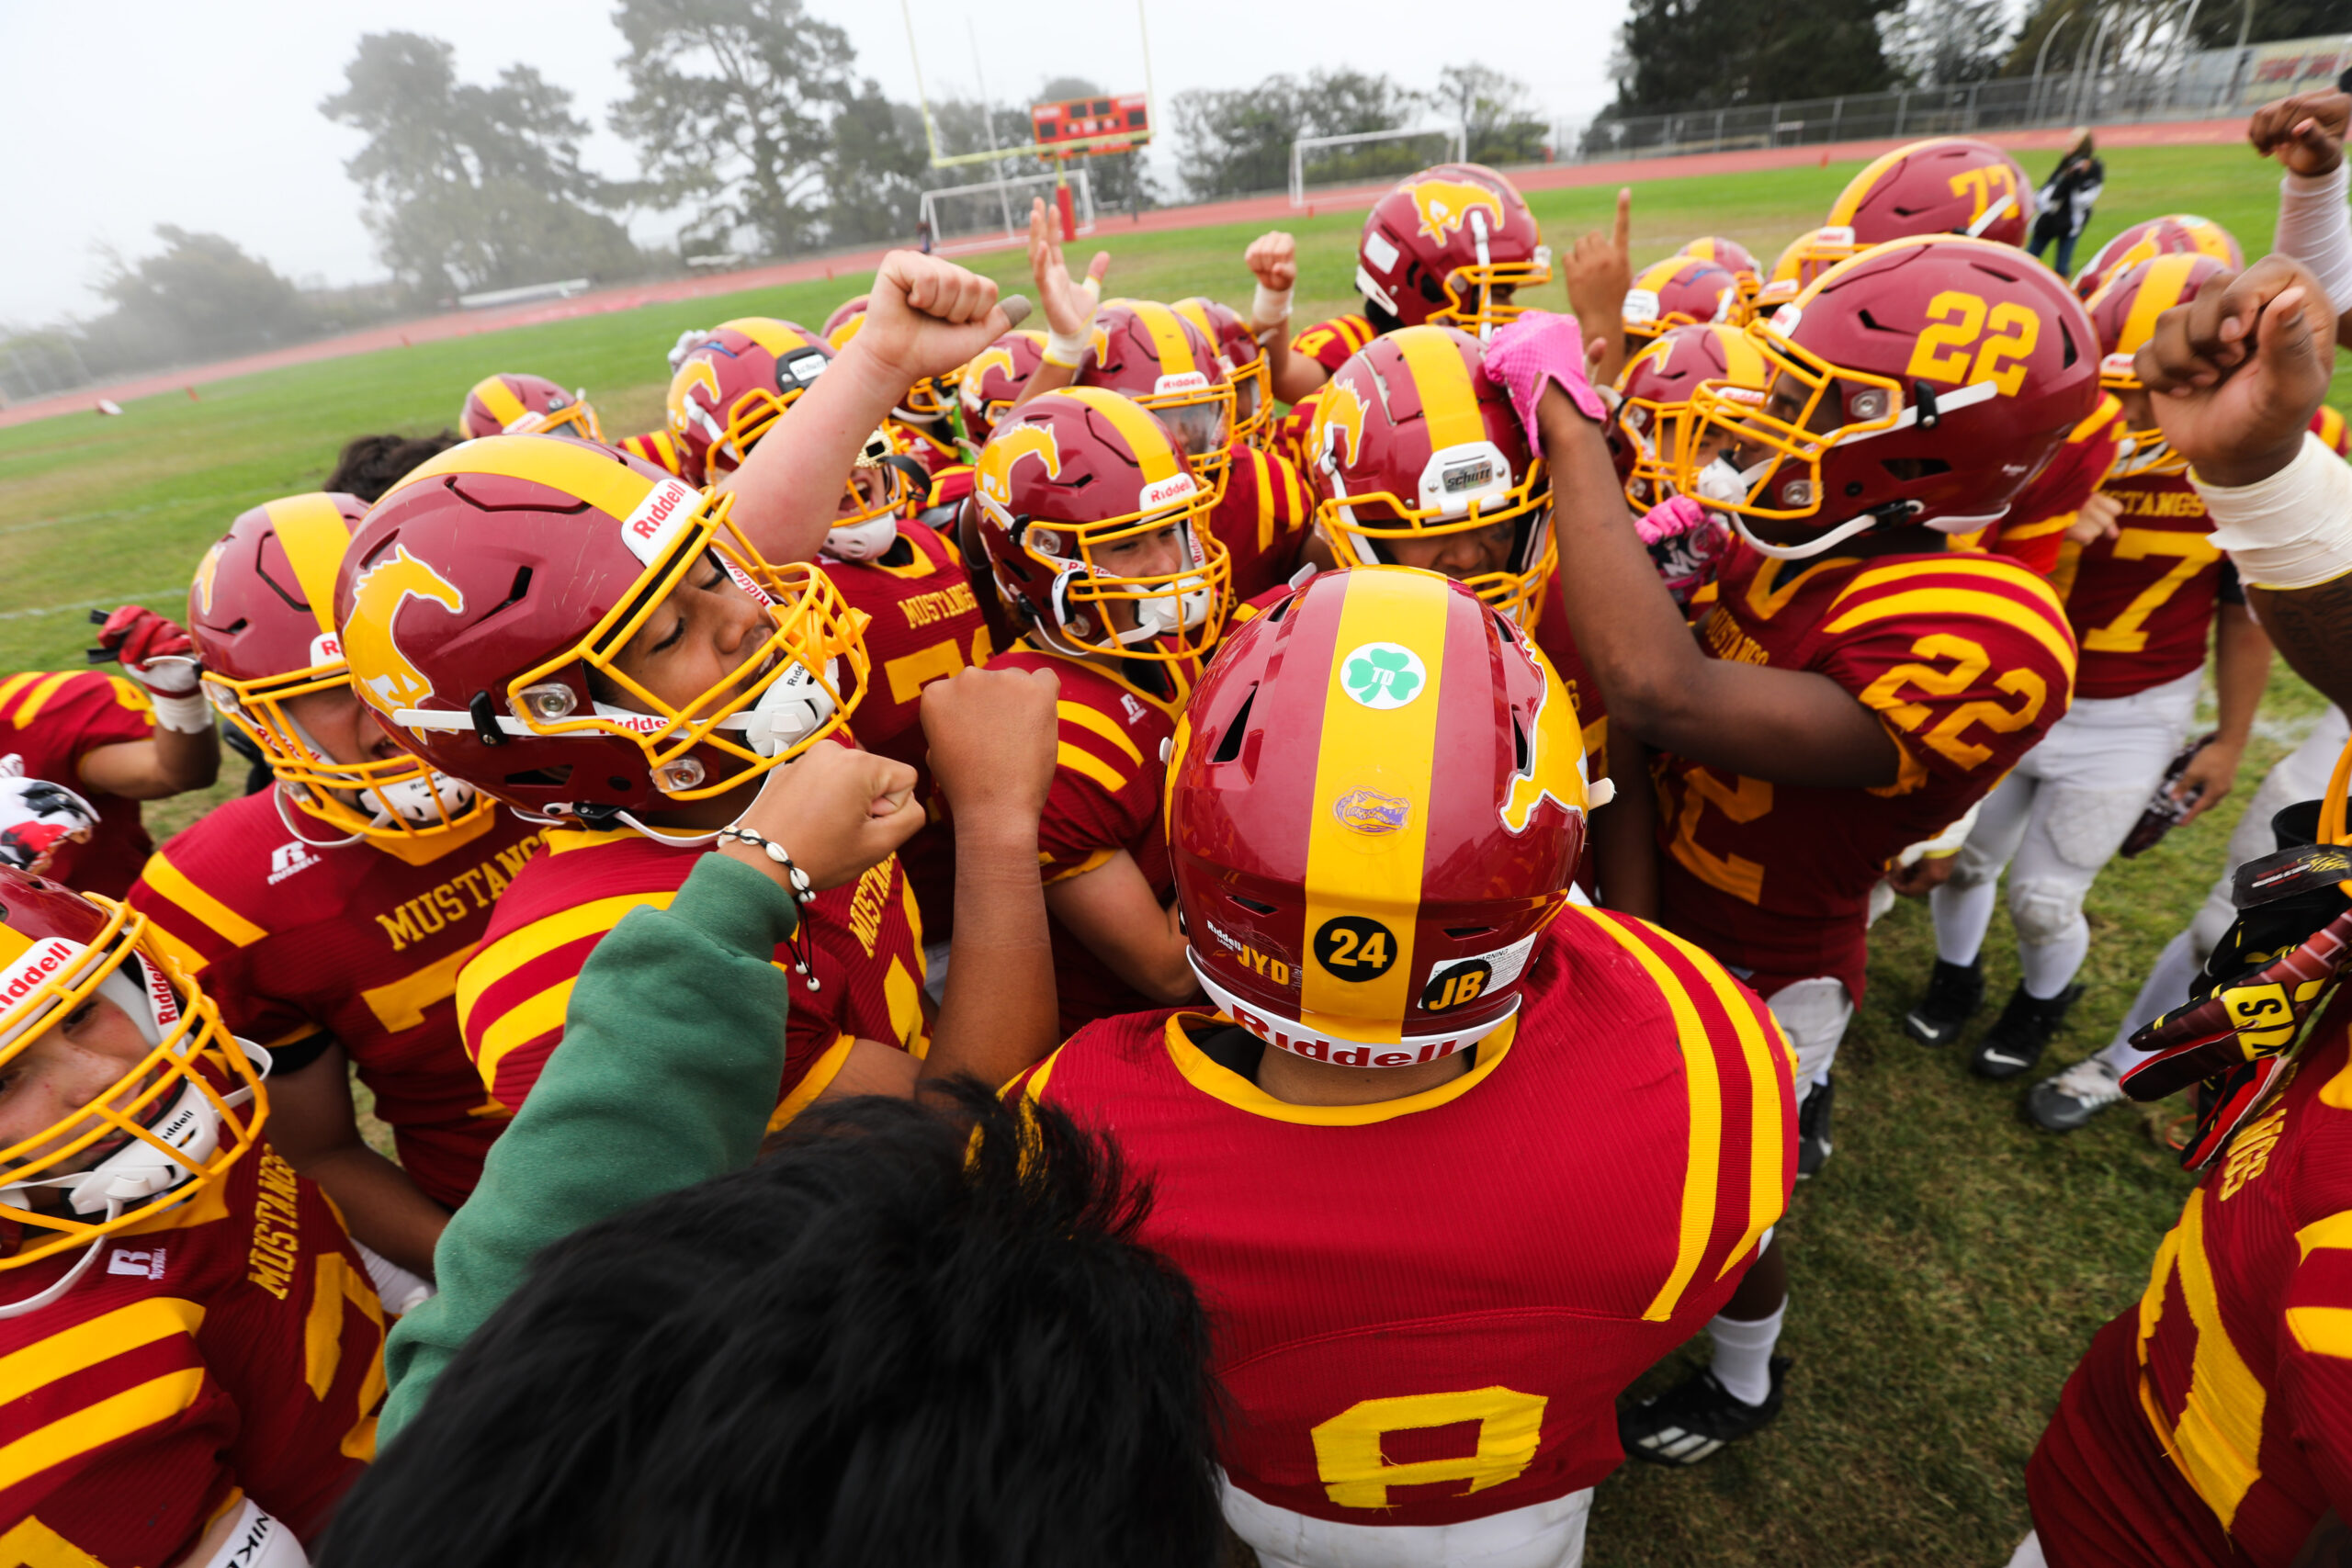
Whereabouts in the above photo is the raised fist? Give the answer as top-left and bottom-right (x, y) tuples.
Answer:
(2249, 92), (2352, 177)
(1244, 231), (1299, 296)
(92, 605), (199, 695)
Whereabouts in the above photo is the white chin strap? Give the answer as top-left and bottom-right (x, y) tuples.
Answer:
(824, 514), (900, 563)
(391, 658), (839, 761)
(363, 770), (478, 829)
(0, 1031), (272, 1319)
(1730, 509), (1892, 561)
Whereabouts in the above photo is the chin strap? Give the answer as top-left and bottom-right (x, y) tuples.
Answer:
(270, 784), (365, 850)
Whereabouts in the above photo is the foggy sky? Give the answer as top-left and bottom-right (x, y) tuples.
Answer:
(0, 0), (1622, 326)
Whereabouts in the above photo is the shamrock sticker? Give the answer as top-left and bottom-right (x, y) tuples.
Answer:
(1340, 642), (1429, 711)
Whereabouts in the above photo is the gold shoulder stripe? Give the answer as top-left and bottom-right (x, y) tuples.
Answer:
(2296, 1210), (2352, 1259)
(1823, 588), (2076, 675)
(0, 674), (40, 713)
(1576, 908), (1726, 1322)
(1057, 741), (1128, 795)
(2073, 392), (2123, 442)
(2286, 1305), (2352, 1359)
(1647, 923), (1793, 1277)
(1832, 556), (2068, 618)
(767, 1032), (859, 1132)
(1011, 1042), (1069, 1102)
(1057, 700), (1143, 764)
(140, 852), (267, 948)
(12, 672), (78, 728)
(473, 980), (577, 1089)
(454, 889), (679, 1035)
(0, 1297), (202, 1408)
(142, 919), (211, 979)
(2141, 1187), (2267, 1524)
(0, 1366), (206, 1494)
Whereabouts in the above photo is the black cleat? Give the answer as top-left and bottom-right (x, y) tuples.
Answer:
(1620, 1356), (1791, 1466)
(1903, 956), (1984, 1045)
(1971, 983), (2083, 1080)
(1795, 1072), (1834, 1178)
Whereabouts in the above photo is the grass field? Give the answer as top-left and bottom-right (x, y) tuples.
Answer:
(0, 141), (2335, 1564)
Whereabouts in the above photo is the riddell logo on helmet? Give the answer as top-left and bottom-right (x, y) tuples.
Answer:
(1137, 474), (1197, 512)
(1405, 179), (1506, 244)
(620, 479), (698, 567)
(1227, 998), (1470, 1066)
(0, 938), (79, 1015)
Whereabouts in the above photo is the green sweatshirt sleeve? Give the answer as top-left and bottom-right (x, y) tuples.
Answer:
(377, 851), (800, 1446)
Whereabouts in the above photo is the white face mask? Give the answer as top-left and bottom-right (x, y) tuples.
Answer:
(823, 514), (899, 563)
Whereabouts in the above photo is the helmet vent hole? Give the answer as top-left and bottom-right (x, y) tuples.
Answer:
(1856, 310), (1898, 335)
(1230, 894), (1278, 915)
(503, 766), (573, 787)
(1210, 685), (1258, 765)
(1511, 711), (1531, 775)
(1263, 594), (1296, 625)
(481, 567), (535, 621)
(223, 618), (248, 635)
(1444, 925), (1495, 939)
(2057, 318), (2079, 367)
(1883, 457), (1951, 480)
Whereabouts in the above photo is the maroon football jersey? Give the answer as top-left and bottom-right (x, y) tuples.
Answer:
(0, 1146), (384, 1562)
(0, 671), (160, 897)
(2056, 472), (2226, 701)
(130, 798), (544, 1208)
(458, 819), (927, 1120)
(1017, 908), (1794, 1528)
(1656, 544), (2078, 998)
(823, 519), (994, 934)
(989, 645), (1182, 1036)
(1208, 442), (1314, 602)
(2029, 1007), (2352, 1567)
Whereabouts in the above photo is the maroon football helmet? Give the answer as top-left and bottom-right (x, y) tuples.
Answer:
(957, 330), (1048, 446)
(1076, 301), (1238, 495)
(1354, 164), (1550, 336)
(2071, 214), (2244, 303)
(460, 373), (602, 443)
(1173, 296), (1273, 448)
(1776, 138), (2032, 293)
(665, 319), (835, 480)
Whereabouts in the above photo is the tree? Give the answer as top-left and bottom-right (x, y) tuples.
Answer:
(1433, 64), (1551, 164)
(1035, 76), (1158, 214)
(1880, 0), (2018, 85)
(2005, 0), (2352, 76)
(1170, 69), (1422, 202)
(1607, 0), (1902, 116)
(322, 32), (642, 299)
(610, 0), (874, 258)
(77, 227), (311, 375)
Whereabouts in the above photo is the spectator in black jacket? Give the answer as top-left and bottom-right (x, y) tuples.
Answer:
(2028, 129), (2105, 279)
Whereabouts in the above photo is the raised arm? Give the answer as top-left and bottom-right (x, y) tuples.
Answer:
(2252, 91), (2352, 349)
(722, 253), (1022, 562)
(1009, 197), (1106, 411)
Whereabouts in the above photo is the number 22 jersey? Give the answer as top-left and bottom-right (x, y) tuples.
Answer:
(1657, 544), (2077, 998)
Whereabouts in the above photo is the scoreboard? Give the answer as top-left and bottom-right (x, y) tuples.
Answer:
(1030, 94), (1151, 156)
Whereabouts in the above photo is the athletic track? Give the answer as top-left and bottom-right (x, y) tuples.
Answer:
(0, 116), (2245, 433)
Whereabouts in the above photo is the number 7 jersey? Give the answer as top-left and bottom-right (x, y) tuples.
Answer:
(1658, 544), (2077, 998)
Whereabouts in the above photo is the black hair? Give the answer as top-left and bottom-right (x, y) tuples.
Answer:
(319, 1082), (1224, 1568)
(324, 431), (465, 503)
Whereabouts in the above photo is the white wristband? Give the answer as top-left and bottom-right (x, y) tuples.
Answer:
(1250, 282), (1294, 334)
(2197, 431), (2352, 589)
(1043, 277), (1102, 368)
(2278, 163), (2352, 320)
(147, 688), (213, 735)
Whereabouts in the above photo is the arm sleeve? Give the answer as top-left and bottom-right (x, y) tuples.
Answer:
(2277, 163), (2352, 315)
(377, 852), (800, 1445)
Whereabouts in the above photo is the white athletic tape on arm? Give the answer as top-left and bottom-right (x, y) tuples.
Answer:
(1250, 282), (1294, 333)
(2278, 163), (2352, 316)
(147, 689), (214, 735)
(1043, 277), (1102, 368)
(194, 1498), (310, 1568)
(2199, 431), (2352, 589)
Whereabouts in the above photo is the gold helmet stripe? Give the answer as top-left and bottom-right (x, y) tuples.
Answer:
(1826, 138), (1955, 227)
(1390, 327), (1487, 453)
(722, 317), (818, 357)
(1060, 387), (1189, 488)
(266, 493), (363, 639)
(1299, 570), (1451, 1037)
(1716, 324), (1771, 388)
(1635, 255), (1690, 291)
(1130, 301), (1204, 378)
(470, 376), (529, 429)
(2118, 254), (2207, 358)
(385, 433), (662, 525)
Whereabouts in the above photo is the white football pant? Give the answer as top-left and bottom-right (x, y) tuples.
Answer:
(1763, 976), (1852, 1101)
(1930, 669), (2204, 1000)
(1225, 1474), (1591, 1568)
(2092, 704), (2352, 1075)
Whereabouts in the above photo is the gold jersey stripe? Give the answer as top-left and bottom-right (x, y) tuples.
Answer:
(767, 1032), (859, 1132)
(1390, 328), (1487, 453)
(1577, 908), (1727, 1323)
(1823, 587), (2078, 677)
(140, 851), (268, 948)
(2287, 1305), (2352, 1359)
(1057, 741), (1127, 795)
(268, 493), (363, 637)
(453, 890), (678, 1036)
(142, 919), (212, 979)
(0, 1297), (202, 1407)
(1011, 1043), (1069, 1102)
(12, 672), (78, 728)
(472, 979), (577, 1089)
(1831, 555), (2070, 620)
(2297, 1209), (2352, 1258)
(0, 1366), (206, 1495)
(387, 433), (656, 524)
(1299, 570), (1449, 1036)
(1648, 922), (1794, 1277)
(0, 674), (40, 713)
(1057, 700), (1142, 763)
(362, 942), (481, 1034)
(2138, 1186), (2266, 1529)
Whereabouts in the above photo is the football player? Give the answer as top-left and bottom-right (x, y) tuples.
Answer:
(826, 296), (968, 485)
(323, 431), (464, 504)
(957, 325), (1048, 447)
(130, 493), (544, 1276)
(1677, 234), (1764, 315)
(1014, 234), (1312, 601)
(334, 435), (931, 1124)
(1497, 234), (2092, 1458)
(1172, 294), (1276, 448)
(0, 606), (220, 897)
(1605, 321), (1771, 608)
(1910, 254), (2273, 1092)
(1243, 162), (1550, 459)
(664, 315), (837, 487)
(456, 372), (601, 443)
(1619, 254), (1741, 351)
(968, 387), (1228, 1034)
(1014, 567), (1793, 1568)
(0, 865), (387, 1565)
(1759, 136), (2032, 306)
(2068, 211), (2243, 302)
